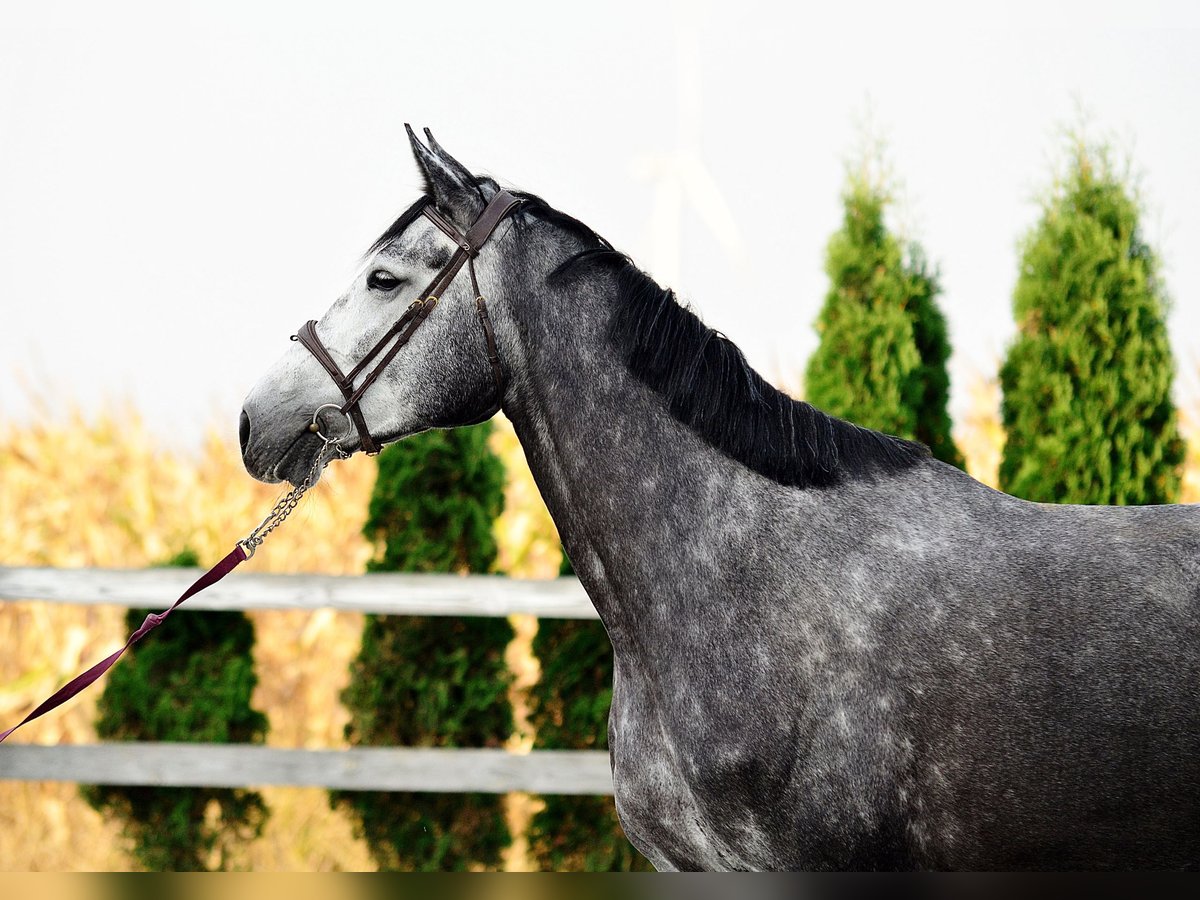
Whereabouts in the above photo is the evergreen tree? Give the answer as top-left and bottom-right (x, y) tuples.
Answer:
(806, 171), (963, 467)
(525, 551), (652, 871)
(332, 424), (513, 871)
(83, 548), (268, 871)
(999, 138), (1184, 504)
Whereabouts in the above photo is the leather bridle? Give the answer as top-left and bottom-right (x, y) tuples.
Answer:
(292, 189), (525, 454)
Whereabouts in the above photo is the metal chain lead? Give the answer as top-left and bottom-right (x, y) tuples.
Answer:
(238, 434), (348, 559)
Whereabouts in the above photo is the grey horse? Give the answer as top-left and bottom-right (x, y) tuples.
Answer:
(240, 130), (1200, 870)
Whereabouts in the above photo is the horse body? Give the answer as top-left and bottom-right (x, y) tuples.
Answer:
(241, 131), (1200, 869)
(505, 265), (1200, 869)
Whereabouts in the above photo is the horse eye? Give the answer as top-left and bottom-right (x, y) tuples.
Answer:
(367, 269), (402, 292)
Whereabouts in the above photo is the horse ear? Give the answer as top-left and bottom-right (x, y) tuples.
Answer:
(405, 124), (485, 220)
(423, 128), (477, 186)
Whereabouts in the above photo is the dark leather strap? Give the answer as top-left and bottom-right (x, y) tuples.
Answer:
(423, 205), (468, 246)
(293, 189), (523, 454)
(463, 192), (524, 253)
(344, 301), (425, 384)
(476, 295), (504, 393)
(340, 297), (437, 411)
(294, 319), (383, 454)
(425, 247), (471, 304)
(467, 256), (504, 392)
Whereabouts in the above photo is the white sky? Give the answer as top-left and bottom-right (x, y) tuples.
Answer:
(3, 1), (1200, 448)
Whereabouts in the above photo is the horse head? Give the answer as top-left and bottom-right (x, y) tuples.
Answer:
(240, 128), (524, 485)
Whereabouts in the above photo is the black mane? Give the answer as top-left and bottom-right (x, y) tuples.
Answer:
(523, 195), (929, 489)
(597, 255), (929, 488)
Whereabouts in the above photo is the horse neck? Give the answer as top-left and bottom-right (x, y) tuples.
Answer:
(501, 265), (780, 650)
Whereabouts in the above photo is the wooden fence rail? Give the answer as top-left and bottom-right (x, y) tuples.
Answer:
(0, 744), (614, 794)
(0, 565), (598, 618)
(0, 565), (607, 793)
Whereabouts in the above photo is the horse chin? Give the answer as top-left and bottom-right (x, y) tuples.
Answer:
(242, 444), (283, 485)
(271, 432), (325, 487)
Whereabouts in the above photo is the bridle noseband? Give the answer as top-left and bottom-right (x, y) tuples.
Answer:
(291, 189), (524, 454)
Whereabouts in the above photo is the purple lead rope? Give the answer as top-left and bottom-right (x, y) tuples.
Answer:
(0, 430), (347, 745)
(0, 545), (248, 744)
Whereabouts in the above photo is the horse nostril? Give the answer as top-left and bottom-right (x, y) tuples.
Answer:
(239, 409), (251, 453)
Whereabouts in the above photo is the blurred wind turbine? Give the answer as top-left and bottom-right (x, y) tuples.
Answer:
(630, 2), (748, 294)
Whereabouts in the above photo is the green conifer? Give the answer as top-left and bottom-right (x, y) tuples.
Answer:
(806, 169), (963, 467)
(999, 138), (1184, 504)
(83, 548), (268, 871)
(332, 424), (513, 871)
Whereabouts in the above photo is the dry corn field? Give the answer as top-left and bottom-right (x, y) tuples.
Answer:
(2, 374), (1198, 870)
